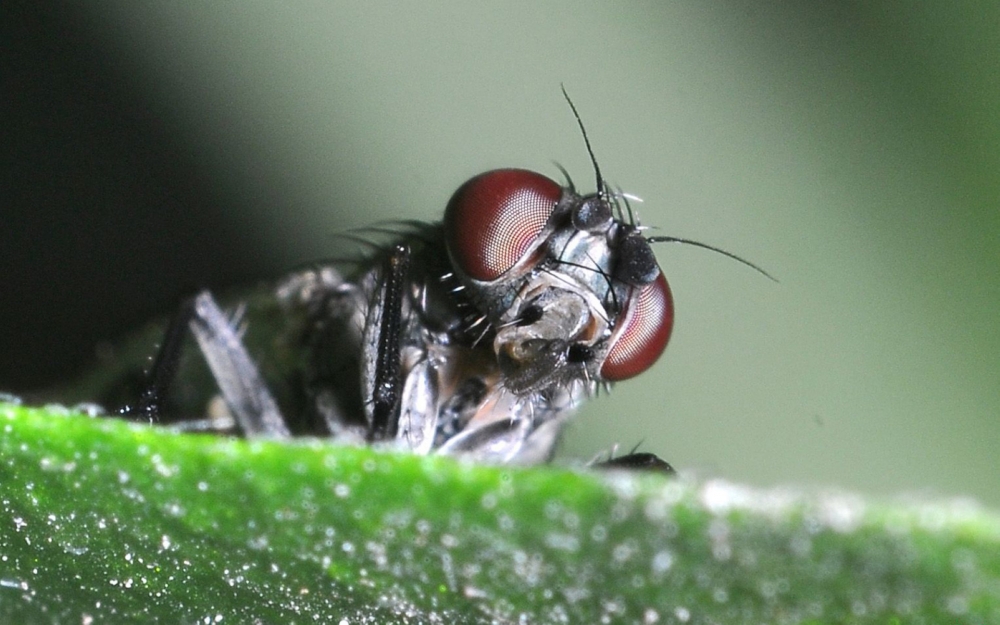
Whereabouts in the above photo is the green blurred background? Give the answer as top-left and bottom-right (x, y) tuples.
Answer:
(3, 3), (998, 505)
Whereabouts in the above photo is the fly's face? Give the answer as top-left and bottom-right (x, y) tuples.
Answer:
(443, 168), (674, 398)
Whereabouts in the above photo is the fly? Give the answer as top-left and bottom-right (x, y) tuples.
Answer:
(114, 90), (772, 469)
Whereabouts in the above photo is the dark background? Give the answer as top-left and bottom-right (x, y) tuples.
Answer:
(3, 2), (998, 506)
(2, 2), (279, 389)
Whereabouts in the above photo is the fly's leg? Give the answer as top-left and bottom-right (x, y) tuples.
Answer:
(595, 452), (675, 474)
(121, 291), (291, 437)
(188, 292), (291, 438)
(126, 296), (197, 421)
(365, 244), (411, 442)
(124, 289), (289, 437)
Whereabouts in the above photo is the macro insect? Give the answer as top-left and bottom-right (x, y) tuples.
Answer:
(101, 92), (769, 470)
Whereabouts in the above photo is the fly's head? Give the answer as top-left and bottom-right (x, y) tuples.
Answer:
(443, 168), (674, 396)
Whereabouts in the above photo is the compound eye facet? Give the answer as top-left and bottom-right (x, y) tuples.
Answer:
(444, 169), (562, 282)
(600, 272), (674, 381)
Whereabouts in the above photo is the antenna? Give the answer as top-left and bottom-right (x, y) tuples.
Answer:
(647, 236), (778, 282)
(561, 84), (605, 198)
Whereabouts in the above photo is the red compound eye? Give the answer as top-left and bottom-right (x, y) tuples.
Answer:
(444, 169), (562, 281)
(600, 273), (674, 381)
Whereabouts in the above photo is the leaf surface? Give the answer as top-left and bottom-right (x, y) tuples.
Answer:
(1, 403), (998, 624)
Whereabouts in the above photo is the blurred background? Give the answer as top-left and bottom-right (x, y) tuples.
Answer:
(2, 2), (998, 506)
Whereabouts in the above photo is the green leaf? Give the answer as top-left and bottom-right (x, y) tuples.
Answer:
(0, 403), (997, 624)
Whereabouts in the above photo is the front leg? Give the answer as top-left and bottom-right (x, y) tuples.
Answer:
(363, 244), (411, 442)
